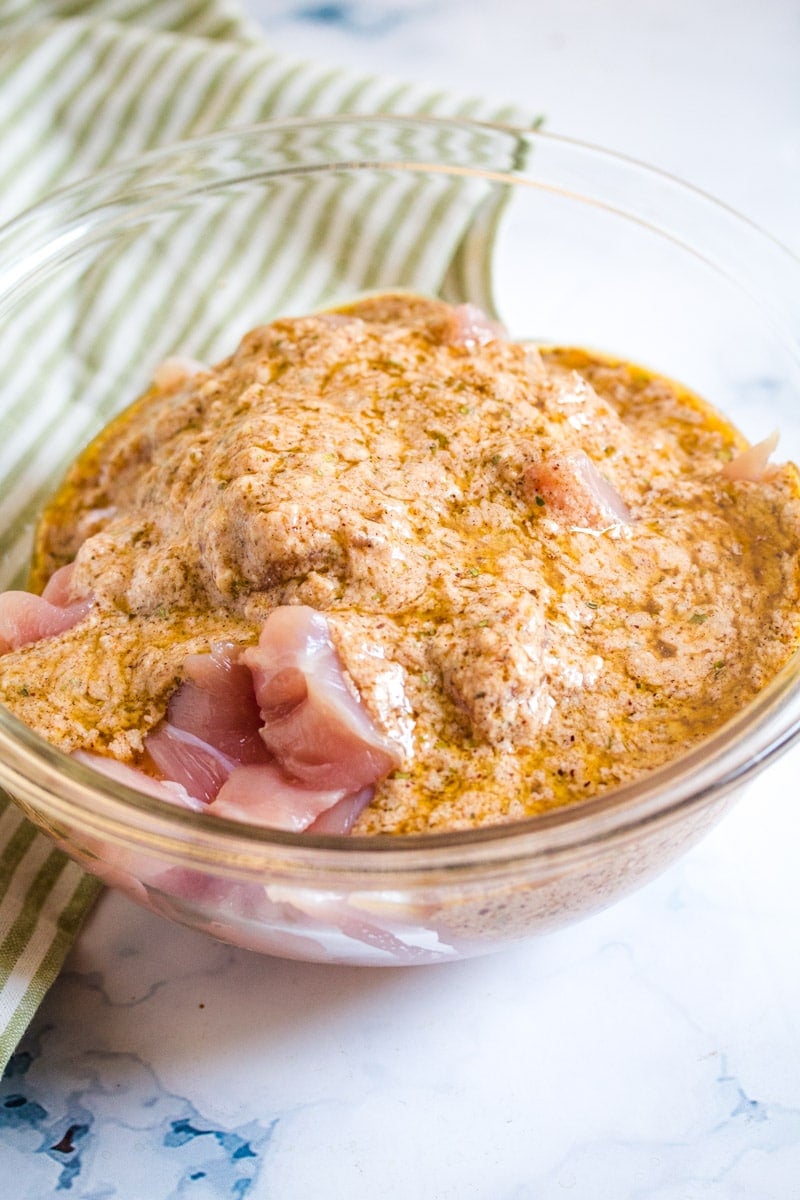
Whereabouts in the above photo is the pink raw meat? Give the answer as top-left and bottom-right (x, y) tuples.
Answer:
(523, 450), (631, 529)
(0, 562), (92, 653)
(168, 642), (270, 764)
(210, 762), (348, 832)
(145, 723), (238, 805)
(243, 605), (402, 792)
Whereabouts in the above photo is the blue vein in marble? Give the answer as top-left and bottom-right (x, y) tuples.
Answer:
(293, 2), (414, 36)
(165, 1115), (261, 1159)
(0, 1031), (278, 1195)
(717, 1058), (770, 1126)
(0, 1091), (48, 1129)
(3, 1048), (33, 1078)
(528, 1053), (800, 1199)
(165, 1111), (278, 1197)
(0, 1086), (93, 1191)
(0, 1026), (92, 1190)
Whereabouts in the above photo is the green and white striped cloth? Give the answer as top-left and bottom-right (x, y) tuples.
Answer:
(0, 0), (535, 1072)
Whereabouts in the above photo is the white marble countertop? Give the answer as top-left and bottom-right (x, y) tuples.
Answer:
(2, 2), (799, 1196)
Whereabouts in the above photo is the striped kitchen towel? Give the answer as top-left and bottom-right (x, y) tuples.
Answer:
(0, 0), (537, 1073)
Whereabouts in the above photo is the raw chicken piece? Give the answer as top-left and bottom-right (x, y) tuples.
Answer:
(446, 303), (505, 349)
(0, 562), (92, 653)
(244, 606), (402, 792)
(523, 450), (631, 529)
(138, 610), (396, 833)
(168, 643), (269, 764)
(721, 431), (780, 482)
(210, 762), (348, 832)
(73, 749), (203, 810)
(306, 788), (373, 835)
(145, 723), (238, 805)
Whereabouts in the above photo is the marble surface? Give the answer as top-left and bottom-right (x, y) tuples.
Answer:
(2, 1), (800, 1196)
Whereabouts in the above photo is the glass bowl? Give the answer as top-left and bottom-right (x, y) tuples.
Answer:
(0, 116), (798, 966)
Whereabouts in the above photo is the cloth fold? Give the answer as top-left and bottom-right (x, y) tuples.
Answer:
(0, 0), (537, 1074)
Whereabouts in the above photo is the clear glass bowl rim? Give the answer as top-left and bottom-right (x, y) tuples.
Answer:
(0, 113), (799, 878)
